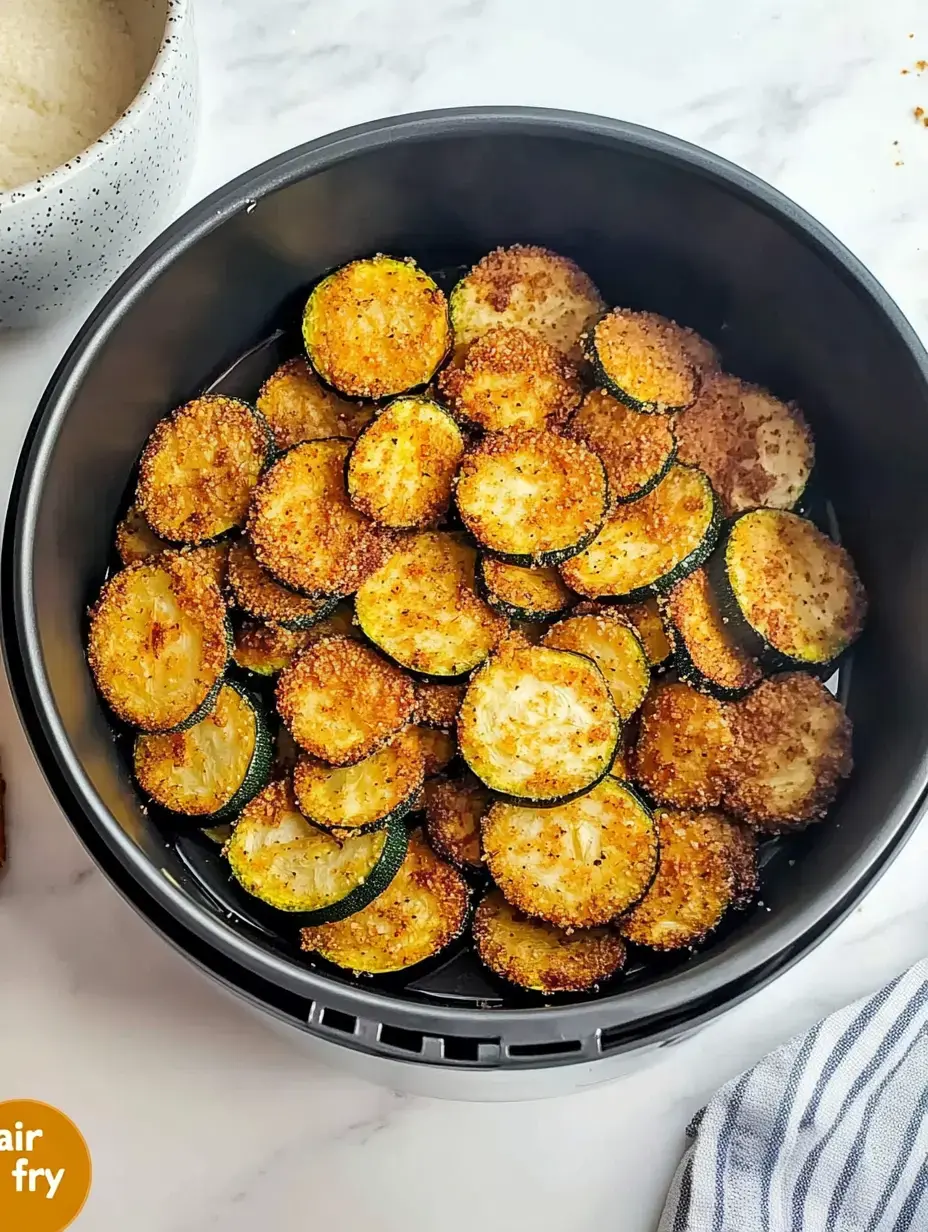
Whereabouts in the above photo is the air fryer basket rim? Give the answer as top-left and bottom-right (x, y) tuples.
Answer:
(6, 106), (928, 1041)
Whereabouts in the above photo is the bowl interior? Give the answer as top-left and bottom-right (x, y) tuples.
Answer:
(12, 116), (928, 1032)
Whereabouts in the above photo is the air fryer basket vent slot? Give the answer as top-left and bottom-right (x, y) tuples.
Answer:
(320, 1007), (358, 1035)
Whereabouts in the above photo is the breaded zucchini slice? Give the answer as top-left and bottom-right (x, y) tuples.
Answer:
(632, 681), (734, 809)
(292, 725), (425, 833)
(542, 607), (651, 721)
(565, 388), (677, 504)
(303, 255), (451, 399)
(412, 679), (467, 730)
(481, 778), (658, 927)
(662, 567), (762, 699)
(248, 438), (397, 598)
(618, 808), (757, 951)
(559, 463), (719, 601)
(136, 395), (272, 544)
(424, 771), (490, 874)
(674, 322), (721, 375)
(716, 509), (866, 670)
(115, 504), (168, 566)
(227, 540), (337, 630)
(449, 245), (604, 360)
(674, 372), (813, 514)
(87, 554), (230, 732)
(724, 673), (853, 831)
(458, 636), (620, 804)
(232, 620), (309, 676)
(406, 724), (457, 778)
(583, 309), (700, 414)
(256, 356), (373, 450)
(277, 634), (415, 765)
(622, 598), (673, 669)
(301, 830), (470, 974)
(437, 325), (582, 431)
(226, 779), (407, 921)
(454, 429), (607, 567)
(346, 396), (465, 528)
(355, 532), (507, 677)
(474, 890), (626, 994)
(476, 557), (575, 623)
(133, 681), (271, 820)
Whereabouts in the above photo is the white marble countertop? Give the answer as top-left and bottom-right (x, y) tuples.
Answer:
(2, 1), (928, 1228)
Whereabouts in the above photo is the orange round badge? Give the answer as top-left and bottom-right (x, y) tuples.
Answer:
(0, 1100), (91, 1231)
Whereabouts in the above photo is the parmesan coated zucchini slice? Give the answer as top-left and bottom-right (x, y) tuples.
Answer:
(226, 779), (407, 921)
(618, 808), (757, 951)
(277, 634), (415, 765)
(454, 429), (607, 567)
(717, 509), (866, 669)
(115, 504), (168, 566)
(674, 372), (814, 514)
(133, 681), (271, 820)
(424, 772), (490, 873)
(662, 567), (762, 699)
(248, 438), (398, 598)
(301, 830), (469, 974)
(437, 325), (582, 431)
(355, 532), (507, 677)
(584, 309), (700, 414)
(481, 778), (658, 927)
(474, 890), (626, 994)
(137, 395), (272, 544)
(346, 396), (465, 529)
(566, 388), (677, 504)
(458, 637), (620, 804)
(87, 554), (230, 733)
(228, 540), (337, 630)
(303, 255), (451, 399)
(559, 463), (719, 601)
(232, 620), (310, 677)
(477, 557), (575, 623)
(412, 680), (467, 729)
(181, 541), (231, 593)
(406, 724), (457, 778)
(449, 245), (604, 361)
(542, 608), (651, 721)
(256, 356), (373, 450)
(622, 599), (673, 669)
(292, 726), (425, 832)
(632, 681), (733, 809)
(724, 673), (853, 831)
(674, 323), (721, 376)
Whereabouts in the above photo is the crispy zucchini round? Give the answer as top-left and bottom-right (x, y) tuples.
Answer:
(724, 673), (853, 831)
(584, 309), (700, 414)
(115, 504), (168, 566)
(300, 830), (469, 974)
(292, 726), (425, 832)
(354, 532), (507, 677)
(454, 429), (607, 567)
(226, 779), (407, 921)
(449, 245), (604, 360)
(674, 372), (814, 515)
(718, 509), (866, 670)
(181, 541), (231, 593)
(346, 396), (465, 529)
(618, 808), (755, 951)
(437, 325), (582, 431)
(424, 772), (490, 873)
(406, 724), (457, 778)
(621, 598), (673, 669)
(277, 634), (416, 765)
(662, 567), (762, 699)
(632, 680), (734, 809)
(542, 608), (651, 721)
(256, 356), (373, 450)
(477, 557), (576, 623)
(474, 890), (626, 993)
(674, 323), (721, 375)
(482, 778), (658, 928)
(566, 388), (677, 504)
(412, 679), (467, 729)
(458, 636), (620, 804)
(137, 395), (271, 544)
(134, 681), (271, 820)
(228, 540), (337, 630)
(303, 255), (451, 399)
(248, 438), (398, 598)
(232, 620), (310, 676)
(87, 554), (230, 733)
(559, 463), (719, 601)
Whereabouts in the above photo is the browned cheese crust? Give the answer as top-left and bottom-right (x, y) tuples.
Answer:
(565, 387), (676, 502)
(587, 309), (700, 412)
(632, 680), (733, 808)
(256, 357), (373, 449)
(412, 680), (467, 729)
(424, 772), (490, 872)
(663, 567), (762, 693)
(228, 539), (332, 625)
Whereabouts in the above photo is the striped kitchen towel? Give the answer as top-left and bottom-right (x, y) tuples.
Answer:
(659, 961), (928, 1232)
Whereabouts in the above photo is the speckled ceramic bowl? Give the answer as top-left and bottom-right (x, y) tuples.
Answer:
(0, 0), (196, 328)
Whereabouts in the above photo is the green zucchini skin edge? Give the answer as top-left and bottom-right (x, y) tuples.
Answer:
(610, 436), (678, 506)
(605, 778), (661, 914)
(659, 596), (761, 702)
(471, 514), (607, 570)
(582, 335), (697, 417)
(158, 613), (234, 734)
(297, 779), (424, 837)
(474, 557), (575, 624)
(292, 814), (410, 926)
